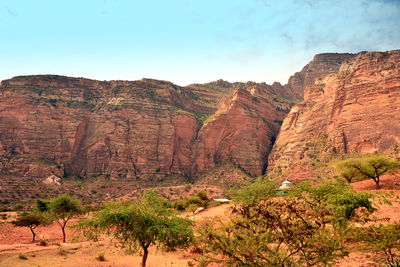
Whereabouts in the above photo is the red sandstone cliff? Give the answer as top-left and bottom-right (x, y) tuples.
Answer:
(0, 52), (359, 183)
(268, 50), (400, 179)
(0, 75), (293, 180)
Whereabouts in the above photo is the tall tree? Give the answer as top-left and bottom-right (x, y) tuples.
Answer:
(79, 191), (193, 267)
(335, 155), (400, 188)
(46, 195), (83, 242)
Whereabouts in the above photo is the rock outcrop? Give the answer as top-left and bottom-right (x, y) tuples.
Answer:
(269, 50), (400, 179)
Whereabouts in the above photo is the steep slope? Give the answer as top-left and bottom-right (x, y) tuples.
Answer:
(0, 76), (203, 180)
(283, 53), (355, 99)
(0, 75), (296, 182)
(268, 50), (400, 179)
(191, 85), (291, 176)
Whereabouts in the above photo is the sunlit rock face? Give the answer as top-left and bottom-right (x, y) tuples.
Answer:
(269, 50), (400, 179)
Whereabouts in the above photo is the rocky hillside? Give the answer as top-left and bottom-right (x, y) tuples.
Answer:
(0, 52), (356, 189)
(269, 50), (400, 179)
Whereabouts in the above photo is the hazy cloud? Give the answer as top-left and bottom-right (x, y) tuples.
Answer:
(4, 6), (18, 17)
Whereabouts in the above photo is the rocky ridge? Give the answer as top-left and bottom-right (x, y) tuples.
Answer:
(268, 50), (400, 180)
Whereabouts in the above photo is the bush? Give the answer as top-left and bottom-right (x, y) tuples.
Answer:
(18, 254), (28, 260)
(229, 177), (278, 205)
(38, 240), (47, 246)
(173, 191), (209, 211)
(95, 252), (106, 261)
(289, 179), (375, 224)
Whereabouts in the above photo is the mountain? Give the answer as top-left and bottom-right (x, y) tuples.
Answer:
(268, 50), (400, 180)
(0, 52), (358, 206)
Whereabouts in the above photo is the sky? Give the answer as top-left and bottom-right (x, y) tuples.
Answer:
(0, 0), (399, 86)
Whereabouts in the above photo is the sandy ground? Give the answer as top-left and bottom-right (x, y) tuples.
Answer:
(0, 175), (399, 266)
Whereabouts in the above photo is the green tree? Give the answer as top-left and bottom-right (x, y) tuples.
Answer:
(354, 223), (400, 265)
(12, 213), (49, 242)
(45, 195), (83, 242)
(79, 191), (194, 267)
(198, 196), (348, 266)
(335, 155), (400, 188)
(289, 179), (375, 224)
(229, 177), (278, 205)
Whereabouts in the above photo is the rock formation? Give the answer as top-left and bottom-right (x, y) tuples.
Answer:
(269, 50), (400, 179)
(0, 52), (360, 183)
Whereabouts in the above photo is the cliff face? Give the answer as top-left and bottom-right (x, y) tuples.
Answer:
(269, 50), (400, 178)
(0, 76), (203, 180)
(0, 52), (359, 182)
(0, 75), (295, 180)
(191, 86), (290, 176)
(283, 53), (355, 99)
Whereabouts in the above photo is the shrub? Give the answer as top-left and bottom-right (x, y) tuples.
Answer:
(18, 254), (28, 260)
(38, 240), (47, 246)
(57, 248), (68, 256)
(173, 191), (209, 211)
(95, 252), (106, 261)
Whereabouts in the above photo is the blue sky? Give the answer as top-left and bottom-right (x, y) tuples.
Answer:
(1, 0), (399, 85)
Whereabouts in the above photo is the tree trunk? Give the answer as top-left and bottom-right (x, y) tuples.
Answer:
(30, 227), (36, 242)
(141, 246), (149, 267)
(62, 226), (66, 243)
(374, 175), (380, 189)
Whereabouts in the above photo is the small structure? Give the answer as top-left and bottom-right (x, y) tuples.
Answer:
(279, 180), (292, 190)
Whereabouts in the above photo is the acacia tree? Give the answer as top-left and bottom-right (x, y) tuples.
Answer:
(12, 213), (49, 242)
(79, 191), (194, 267)
(198, 196), (348, 267)
(335, 155), (400, 188)
(46, 195), (83, 242)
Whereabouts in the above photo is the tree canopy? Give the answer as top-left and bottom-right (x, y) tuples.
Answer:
(79, 190), (194, 267)
(12, 213), (49, 242)
(335, 155), (400, 188)
(39, 194), (84, 242)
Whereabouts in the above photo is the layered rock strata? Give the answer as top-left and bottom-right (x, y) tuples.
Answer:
(269, 50), (400, 177)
